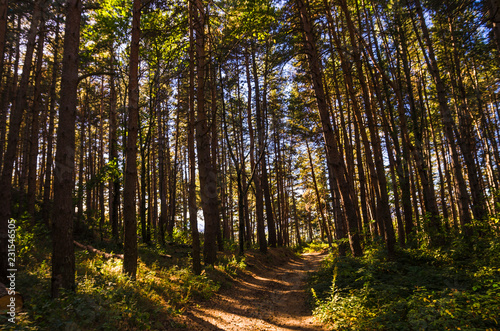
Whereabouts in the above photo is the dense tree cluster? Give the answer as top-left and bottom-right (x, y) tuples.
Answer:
(0, 0), (499, 295)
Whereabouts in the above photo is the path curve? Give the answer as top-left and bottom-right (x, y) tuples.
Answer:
(175, 251), (327, 331)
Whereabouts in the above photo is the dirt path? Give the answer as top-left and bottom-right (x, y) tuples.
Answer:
(175, 250), (328, 331)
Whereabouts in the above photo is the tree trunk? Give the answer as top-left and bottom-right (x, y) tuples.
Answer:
(123, 0), (141, 279)
(295, 0), (362, 256)
(261, 52), (277, 248)
(51, 0), (81, 297)
(168, 98), (181, 238)
(188, 0), (201, 275)
(0, 0), (8, 88)
(0, 0), (44, 285)
(98, 77), (106, 241)
(251, 43), (267, 253)
(447, 19), (487, 223)
(306, 139), (332, 247)
(194, 0), (220, 265)
(244, 51), (255, 248)
(484, 0), (500, 56)
(108, 50), (120, 242)
(412, 0), (472, 234)
(0, 0), (8, 162)
(27, 18), (46, 222)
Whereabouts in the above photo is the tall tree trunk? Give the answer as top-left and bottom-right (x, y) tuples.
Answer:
(123, 0), (141, 279)
(168, 97), (181, 237)
(1, 16), (20, 177)
(0, 32), (14, 170)
(339, 0), (395, 254)
(484, 0), (500, 56)
(261, 51), (277, 248)
(27, 18), (47, 222)
(51, 0), (81, 297)
(194, 0), (219, 265)
(290, 163), (302, 246)
(98, 77), (106, 241)
(158, 101), (167, 245)
(244, 51), (255, 248)
(447, 18), (487, 223)
(188, 0), (201, 275)
(0, 0), (44, 285)
(42, 17), (61, 226)
(0, 0), (8, 89)
(139, 122), (151, 244)
(251, 44), (267, 253)
(306, 139), (332, 247)
(395, 19), (416, 239)
(295, 0), (362, 256)
(412, 0), (472, 234)
(109, 50), (120, 242)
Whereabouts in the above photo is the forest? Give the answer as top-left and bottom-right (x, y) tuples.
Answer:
(0, 0), (500, 329)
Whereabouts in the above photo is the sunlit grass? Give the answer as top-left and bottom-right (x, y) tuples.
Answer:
(308, 235), (500, 330)
(0, 224), (223, 330)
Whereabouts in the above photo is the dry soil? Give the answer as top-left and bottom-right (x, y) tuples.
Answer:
(173, 249), (328, 331)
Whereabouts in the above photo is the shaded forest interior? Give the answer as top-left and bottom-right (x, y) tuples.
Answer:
(0, 0), (500, 329)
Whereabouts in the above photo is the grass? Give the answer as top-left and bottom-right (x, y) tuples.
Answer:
(308, 235), (500, 330)
(0, 213), (305, 330)
(0, 217), (237, 330)
(295, 241), (331, 254)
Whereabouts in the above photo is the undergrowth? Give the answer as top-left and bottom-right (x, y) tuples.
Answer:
(0, 217), (244, 330)
(295, 240), (331, 254)
(308, 235), (500, 330)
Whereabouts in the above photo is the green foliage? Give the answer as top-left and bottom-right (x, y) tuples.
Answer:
(2, 251), (220, 330)
(308, 237), (500, 330)
(12, 214), (51, 267)
(0, 221), (224, 330)
(215, 254), (247, 277)
(295, 240), (331, 254)
(79, 159), (122, 193)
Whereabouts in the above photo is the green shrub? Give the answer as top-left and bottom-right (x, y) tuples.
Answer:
(1, 227), (221, 331)
(309, 237), (500, 330)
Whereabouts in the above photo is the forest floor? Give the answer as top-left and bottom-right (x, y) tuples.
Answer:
(172, 249), (328, 331)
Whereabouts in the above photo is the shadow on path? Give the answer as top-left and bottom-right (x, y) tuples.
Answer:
(174, 250), (328, 331)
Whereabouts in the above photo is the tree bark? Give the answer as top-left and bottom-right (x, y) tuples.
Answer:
(244, 51), (255, 248)
(484, 0), (500, 57)
(123, 0), (141, 279)
(0, 0), (44, 285)
(194, 0), (220, 265)
(51, 0), (81, 297)
(0, 0), (8, 86)
(412, 0), (472, 234)
(27, 18), (47, 222)
(108, 50), (120, 242)
(261, 53), (277, 248)
(306, 139), (332, 247)
(251, 43), (267, 253)
(188, 0), (201, 275)
(295, 0), (362, 256)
